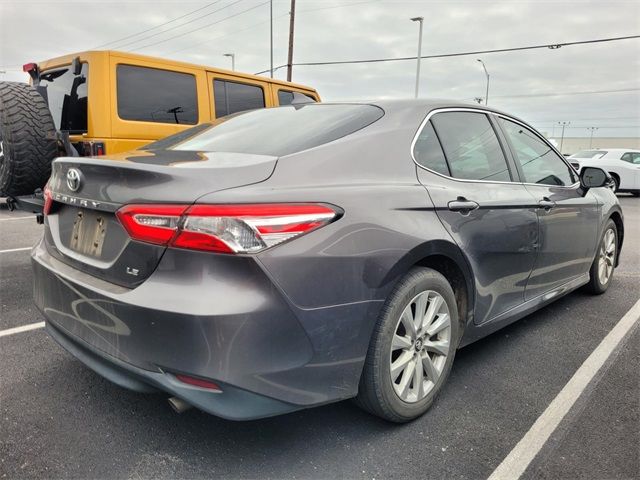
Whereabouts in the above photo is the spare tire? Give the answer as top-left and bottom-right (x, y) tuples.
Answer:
(0, 81), (58, 197)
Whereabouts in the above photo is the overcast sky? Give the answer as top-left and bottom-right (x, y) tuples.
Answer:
(1, 0), (638, 137)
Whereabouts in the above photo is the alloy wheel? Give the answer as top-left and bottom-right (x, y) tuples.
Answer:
(598, 228), (616, 285)
(390, 290), (451, 403)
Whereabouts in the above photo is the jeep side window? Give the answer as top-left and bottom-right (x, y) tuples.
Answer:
(430, 112), (511, 182)
(413, 121), (450, 176)
(213, 79), (265, 118)
(498, 118), (576, 186)
(117, 65), (198, 125)
(277, 90), (316, 106)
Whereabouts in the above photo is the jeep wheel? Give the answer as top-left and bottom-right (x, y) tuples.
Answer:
(0, 81), (58, 197)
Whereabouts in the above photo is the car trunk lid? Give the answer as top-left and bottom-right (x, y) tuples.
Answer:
(44, 150), (277, 287)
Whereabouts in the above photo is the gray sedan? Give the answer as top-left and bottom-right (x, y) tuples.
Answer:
(33, 100), (623, 422)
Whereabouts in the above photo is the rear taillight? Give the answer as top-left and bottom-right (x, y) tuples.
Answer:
(116, 203), (338, 254)
(82, 141), (106, 156)
(43, 183), (53, 216)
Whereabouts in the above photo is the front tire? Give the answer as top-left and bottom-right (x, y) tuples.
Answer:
(585, 219), (618, 294)
(356, 268), (460, 422)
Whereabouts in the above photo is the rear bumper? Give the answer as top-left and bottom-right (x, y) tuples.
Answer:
(45, 320), (297, 420)
(32, 239), (377, 419)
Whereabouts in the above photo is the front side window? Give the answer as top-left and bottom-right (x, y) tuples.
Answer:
(40, 63), (89, 133)
(620, 152), (640, 164)
(214, 79), (265, 117)
(499, 118), (576, 186)
(413, 121), (449, 175)
(117, 65), (198, 124)
(431, 112), (511, 182)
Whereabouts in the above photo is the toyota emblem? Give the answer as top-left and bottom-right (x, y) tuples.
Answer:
(66, 168), (82, 192)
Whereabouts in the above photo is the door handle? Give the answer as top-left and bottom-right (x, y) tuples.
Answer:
(448, 197), (479, 213)
(538, 197), (556, 210)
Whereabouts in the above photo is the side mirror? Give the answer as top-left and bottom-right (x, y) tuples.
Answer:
(71, 56), (82, 76)
(580, 166), (609, 189)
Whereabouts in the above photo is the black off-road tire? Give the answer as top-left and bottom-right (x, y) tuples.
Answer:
(355, 267), (460, 423)
(585, 219), (618, 295)
(0, 81), (58, 197)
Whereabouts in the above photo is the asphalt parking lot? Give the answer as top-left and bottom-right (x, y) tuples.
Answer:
(1, 197), (638, 479)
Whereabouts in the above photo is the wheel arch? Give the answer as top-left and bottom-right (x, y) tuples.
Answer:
(380, 240), (475, 334)
(609, 210), (624, 267)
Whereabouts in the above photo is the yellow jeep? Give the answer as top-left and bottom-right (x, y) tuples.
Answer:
(0, 50), (320, 197)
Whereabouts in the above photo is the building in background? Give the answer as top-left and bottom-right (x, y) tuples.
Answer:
(540, 136), (640, 155)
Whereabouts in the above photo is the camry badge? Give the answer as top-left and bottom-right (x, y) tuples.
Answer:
(66, 168), (82, 192)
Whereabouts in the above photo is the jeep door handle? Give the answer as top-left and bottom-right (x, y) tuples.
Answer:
(448, 198), (479, 213)
(538, 197), (556, 210)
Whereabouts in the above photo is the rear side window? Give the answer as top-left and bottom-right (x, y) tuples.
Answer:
(117, 65), (198, 124)
(214, 79), (265, 117)
(277, 90), (316, 105)
(431, 112), (511, 182)
(40, 63), (88, 134)
(413, 121), (449, 175)
(171, 104), (384, 157)
(499, 118), (576, 186)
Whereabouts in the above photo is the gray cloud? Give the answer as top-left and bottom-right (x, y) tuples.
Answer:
(1, 0), (639, 137)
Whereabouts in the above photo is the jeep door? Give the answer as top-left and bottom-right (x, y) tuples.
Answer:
(415, 110), (539, 325)
(496, 117), (600, 299)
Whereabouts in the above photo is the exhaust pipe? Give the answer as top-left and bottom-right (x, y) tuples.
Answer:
(168, 396), (193, 414)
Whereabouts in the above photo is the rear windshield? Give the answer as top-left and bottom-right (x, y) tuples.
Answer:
(573, 150), (607, 159)
(168, 104), (384, 157)
(39, 63), (88, 134)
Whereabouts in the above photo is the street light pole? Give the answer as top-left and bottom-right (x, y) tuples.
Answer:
(587, 126), (599, 148)
(477, 59), (489, 105)
(410, 17), (424, 98)
(558, 121), (570, 153)
(223, 53), (235, 71)
(270, 0), (274, 78)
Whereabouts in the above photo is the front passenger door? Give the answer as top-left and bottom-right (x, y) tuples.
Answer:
(497, 117), (600, 299)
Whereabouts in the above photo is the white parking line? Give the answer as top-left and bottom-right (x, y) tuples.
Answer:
(0, 216), (34, 221)
(488, 298), (640, 480)
(0, 321), (45, 338)
(0, 247), (32, 254)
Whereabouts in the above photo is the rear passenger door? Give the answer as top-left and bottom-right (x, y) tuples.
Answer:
(415, 110), (539, 325)
(207, 73), (270, 119)
(496, 117), (600, 298)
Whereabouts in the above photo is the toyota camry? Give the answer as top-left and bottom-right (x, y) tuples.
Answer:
(33, 100), (623, 422)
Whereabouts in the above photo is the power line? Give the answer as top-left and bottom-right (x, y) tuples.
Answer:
(494, 87), (640, 99)
(92, 1), (224, 49)
(117, 0), (245, 50)
(162, 0), (377, 57)
(254, 34), (640, 74)
(132, 1), (270, 52)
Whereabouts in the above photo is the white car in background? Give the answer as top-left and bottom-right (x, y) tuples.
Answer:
(569, 149), (640, 196)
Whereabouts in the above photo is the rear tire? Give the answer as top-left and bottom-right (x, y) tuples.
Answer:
(0, 81), (58, 197)
(631, 191), (640, 198)
(356, 267), (460, 422)
(609, 174), (619, 193)
(585, 219), (618, 295)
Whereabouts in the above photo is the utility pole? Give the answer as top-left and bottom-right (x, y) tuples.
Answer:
(287, 0), (296, 82)
(270, 0), (274, 78)
(558, 121), (570, 153)
(587, 127), (599, 148)
(410, 17), (424, 98)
